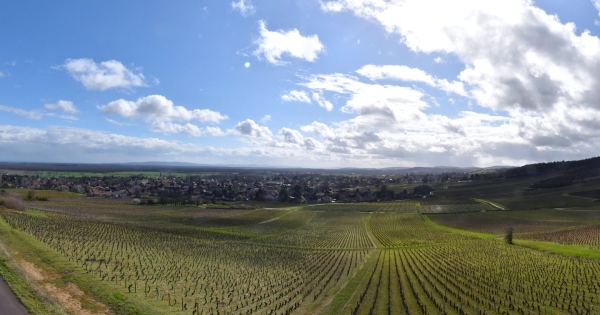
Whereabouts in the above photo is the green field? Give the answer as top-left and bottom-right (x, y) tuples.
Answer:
(2, 180), (600, 314)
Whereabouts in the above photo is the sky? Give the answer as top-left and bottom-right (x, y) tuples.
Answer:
(1, 0), (600, 168)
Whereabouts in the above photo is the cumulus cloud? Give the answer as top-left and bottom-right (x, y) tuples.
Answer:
(322, 0), (600, 113)
(260, 115), (272, 123)
(277, 127), (322, 150)
(282, 90), (312, 103)
(98, 95), (227, 123)
(253, 20), (325, 65)
(278, 127), (304, 144)
(356, 64), (467, 95)
(301, 73), (428, 129)
(233, 119), (273, 140)
(232, 0), (256, 16)
(303, 0), (600, 165)
(203, 126), (226, 136)
(61, 58), (146, 91)
(151, 121), (203, 137)
(98, 95), (227, 137)
(311, 93), (334, 111)
(300, 121), (336, 138)
(45, 100), (79, 114)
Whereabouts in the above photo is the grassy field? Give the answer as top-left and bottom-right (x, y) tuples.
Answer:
(3, 184), (600, 314)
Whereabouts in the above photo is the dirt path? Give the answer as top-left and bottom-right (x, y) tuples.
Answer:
(365, 214), (377, 248)
(258, 217), (280, 224)
(0, 275), (29, 315)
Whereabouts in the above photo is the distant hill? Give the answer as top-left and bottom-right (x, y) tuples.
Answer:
(505, 156), (600, 188)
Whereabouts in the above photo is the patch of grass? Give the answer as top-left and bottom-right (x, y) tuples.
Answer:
(26, 209), (48, 218)
(513, 240), (600, 259)
(0, 251), (58, 315)
(422, 215), (497, 239)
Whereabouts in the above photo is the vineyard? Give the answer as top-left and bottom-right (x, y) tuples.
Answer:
(307, 199), (489, 214)
(3, 195), (600, 314)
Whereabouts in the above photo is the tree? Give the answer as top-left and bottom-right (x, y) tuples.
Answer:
(278, 188), (289, 202)
(505, 227), (513, 245)
(26, 190), (35, 201)
(292, 185), (302, 198)
(1, 193), (25, 211)
(255, 188), (266, 201)
(413, 185), (433, 196)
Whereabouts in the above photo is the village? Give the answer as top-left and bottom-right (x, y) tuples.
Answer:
(0, 170), (481, 204)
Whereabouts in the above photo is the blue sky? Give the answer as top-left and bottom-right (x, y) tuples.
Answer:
(2, 0), (600, 167)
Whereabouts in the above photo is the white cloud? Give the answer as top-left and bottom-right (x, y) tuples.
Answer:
(434, 57), (444, 63)
(253, 20), (325, 65)
(150, 121), (225, 137)
(45, 100), (79, 114)
(233, 119), (273, 140)
(98, 95), (227, 136)
(357, 64), (435, 84)
(321, 0), (600, 114)
(56, 115), (79, 122)
(151, 121), (203, 137)
(277, 127), (323, 150)
(593, 1), (600, 15)
(300, 121), (336, 138)
(356, 64), (467, 95)
(203, 126), (226, 136)
(61, 58), (147, 91)
(260, 115), (272, 123)
(232, 0), (256, 16)
(301, 73), (429, 129)
(278, 127), (304, 144)
(0, 71), (4, 78)
(282, 90), (312, 103)
(0, 125), (339, 166)
(98, 95), (227, 123)
(106, 119), (134, 127)
(0, 105), (44, 120)
(309, 0), (600, 164)
(311, 93), (334, 111)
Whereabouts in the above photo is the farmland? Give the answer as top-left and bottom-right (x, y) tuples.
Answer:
(4, 173), (600, 314)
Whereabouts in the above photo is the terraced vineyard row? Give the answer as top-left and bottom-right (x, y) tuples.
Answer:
(6, 198), (600, 315)
(345, 242), (600, 314)
(522, 224), (600, 248)
(369, 214), (472, 247)
(308, 200), (488, 214)
(487, 195), (597, 210)
(428, 211), (578, 235)
(255, 212), (374, 249)
(0, 210), (369, 315)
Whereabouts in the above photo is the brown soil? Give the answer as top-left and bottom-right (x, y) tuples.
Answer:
(20, 261), (45, 281)
(19, 260), (109, 315)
